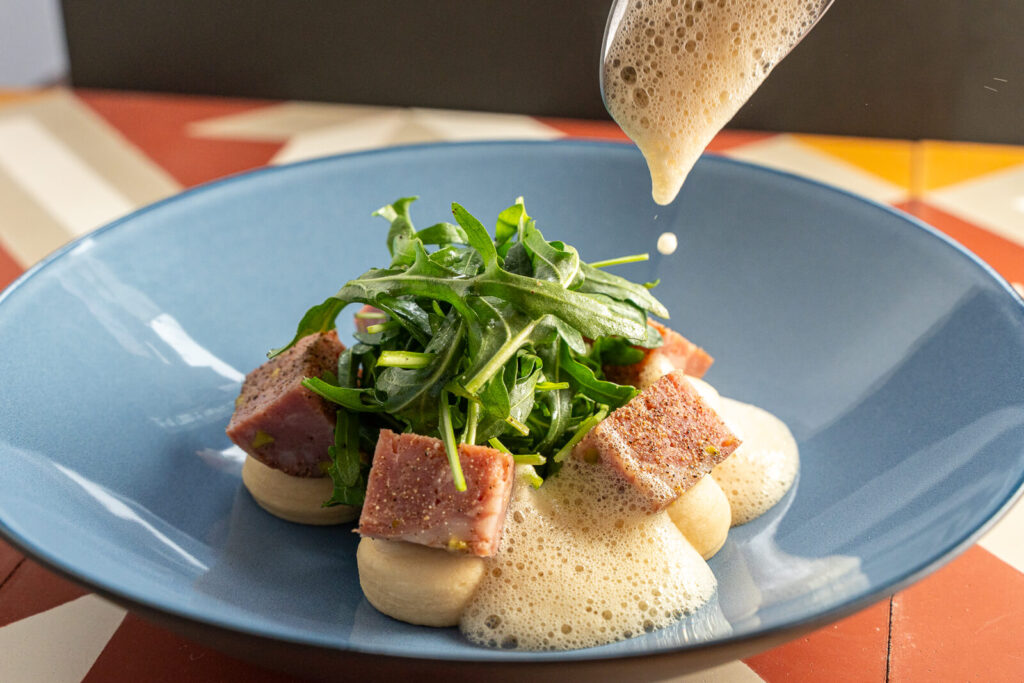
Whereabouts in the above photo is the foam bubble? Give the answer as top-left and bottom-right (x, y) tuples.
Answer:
(460, 462), (716, 650)
(455, 390), (798, 650)
(604, 0), (830, 204)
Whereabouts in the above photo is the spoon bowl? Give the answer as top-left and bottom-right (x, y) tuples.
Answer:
(599, 0), (836, 204)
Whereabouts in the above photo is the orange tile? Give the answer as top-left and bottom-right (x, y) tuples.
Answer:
(919, 140), (1024, 192)
(795, 134), (914, 190)
(83, 613), (296, 683)
(897, 200), (1024, 285)
(890, 545), (1024, 682)
(744, 600), (890, 682)
(0, 560), (89, 627)
(77, 90), (283, 188)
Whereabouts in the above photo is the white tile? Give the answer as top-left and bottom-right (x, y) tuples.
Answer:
(270, 107), (564, 166)
(271, 110), (410, 164)
(979, 497), (1024, 573)
(189, 101), (396, 142)
(0, 595), (126, 683)
(926, 164), (1024, 247)
(724, 135), (909, 205)
(409, 107), (562, 141)
(666, 660), (764, 682)
(0, 116), (135, 236)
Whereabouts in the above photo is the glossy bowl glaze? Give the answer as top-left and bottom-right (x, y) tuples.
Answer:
(1, 141), (1022, 679)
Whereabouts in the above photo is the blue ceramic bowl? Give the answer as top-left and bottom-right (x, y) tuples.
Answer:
(1, 141), (1022, 679)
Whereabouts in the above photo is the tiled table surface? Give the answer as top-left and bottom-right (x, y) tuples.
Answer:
(0, 88), (1022, 682)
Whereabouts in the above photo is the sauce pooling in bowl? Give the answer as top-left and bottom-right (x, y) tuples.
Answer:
(603, 0), (830, 204)
(459, 383), (799, 650)
(461, 459), (717, 650)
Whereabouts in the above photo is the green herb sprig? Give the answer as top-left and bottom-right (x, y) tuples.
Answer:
(279, 197), (667, 505)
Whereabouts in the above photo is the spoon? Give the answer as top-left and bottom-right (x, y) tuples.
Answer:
(600, 0), (836, 205)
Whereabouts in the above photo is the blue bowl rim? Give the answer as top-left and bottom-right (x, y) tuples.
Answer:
(0, 138), (1022, 664)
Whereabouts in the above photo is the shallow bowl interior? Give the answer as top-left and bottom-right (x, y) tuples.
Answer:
(0, 141), (1022, 670)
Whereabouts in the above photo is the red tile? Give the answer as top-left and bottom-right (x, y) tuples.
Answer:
(83, 613), (297, 683)
(889, 545), (1024, 683)
(535, 116), (630, 141)
(745, 599), (890, 682)
(77, 90), (284, 188)
(0, 560), (88, 627)
(0, 239), (23, 291)
(897, 200), (1024, 285)
(0, 538), (23, 587)
(705, 129), (777, 153)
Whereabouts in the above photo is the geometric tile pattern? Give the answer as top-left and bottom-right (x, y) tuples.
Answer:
(78, 90), (281, 188)
(1, 87), (1022, 681)
(0, 91), (179, 265)
(267, 106), (561, 165)
(926, 162), (1024, 246)
(896, 201), (1024, 286)
(795, 134), (915, 190)
(724, 134), (911, 205)
(889, 546), (1024, 683)
(745, 600), (891, 681)
(0, 596), (125, 683)
(918, 140), (1024, 192)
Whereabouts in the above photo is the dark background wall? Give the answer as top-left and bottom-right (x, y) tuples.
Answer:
(62, 0), (1023, 144)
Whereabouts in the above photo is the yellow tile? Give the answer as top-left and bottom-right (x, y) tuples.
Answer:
(793, 134), (914, 190)
(920, 139), (1024, 191)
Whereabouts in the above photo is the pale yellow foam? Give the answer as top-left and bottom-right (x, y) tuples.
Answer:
(460, 462), (716, 650)
(712, 397), (799, 525)
(604, 0), (829, 204)
(360, 382), (799, 650)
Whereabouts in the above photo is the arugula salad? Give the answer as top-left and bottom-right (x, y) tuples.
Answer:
(269, 197), (669, 507)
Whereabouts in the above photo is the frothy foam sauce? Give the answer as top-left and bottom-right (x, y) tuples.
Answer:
(713, 397), (799, 526)
(461, 460), (716, 650)
(459, 389), (799, 650)
(603, 0), (830, 204)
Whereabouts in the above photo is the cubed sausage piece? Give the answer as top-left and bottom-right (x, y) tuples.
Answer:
(572, 369), (739, 512)
(357, 430), (516, 558)
(603, 320), (714, 388)
(226, 331), (344, 477)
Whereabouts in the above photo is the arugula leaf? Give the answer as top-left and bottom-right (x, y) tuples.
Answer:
(578, 262), (670, 319)
(452, 203), (498, 268)
(324, 408), (366, 506)
(559, 340), (638, 408)
(508, 352), (543, 425)
(591, 336), (646, 366)
(416, 222), (468, 246)
(373, 294), (432, 347)
(495, 198), (525, 251)
(519, 221), (581, 288)
(374, 196), (418, 261)
(480, 269), (649, 343)
(268, 296), (345, 358)
(303, 377), (384, 412)
(270, 196), (671, 499)
(375, 314), (465, 434)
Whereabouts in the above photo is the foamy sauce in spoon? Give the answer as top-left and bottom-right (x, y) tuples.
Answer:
(603, 0), (831, 204)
